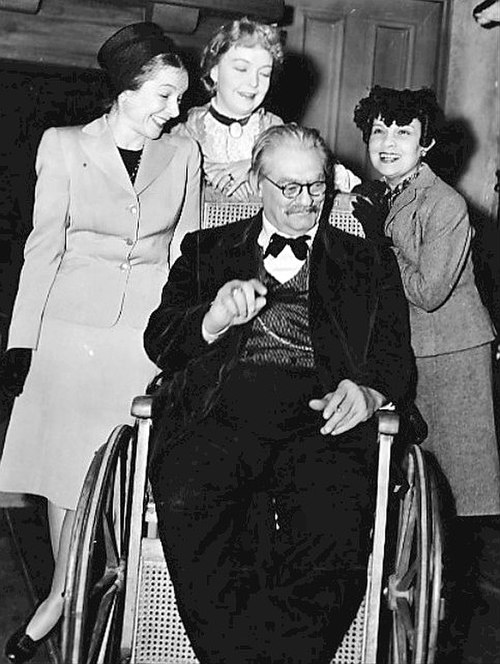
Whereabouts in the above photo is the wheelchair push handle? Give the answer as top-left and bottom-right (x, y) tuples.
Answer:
(131, 395), (153, 419)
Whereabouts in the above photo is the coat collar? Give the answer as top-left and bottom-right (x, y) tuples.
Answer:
(386, 162), (437, 227)
(81, 114), (178, 195)
(311, 219), (379, 373)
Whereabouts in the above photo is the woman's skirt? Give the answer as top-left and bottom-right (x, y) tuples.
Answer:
(0, 316), (158, 510)
(416, 343), (500, 517)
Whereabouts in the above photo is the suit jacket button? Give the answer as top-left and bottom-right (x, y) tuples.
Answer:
(125, 238), (134, 246)
(130, 205), (138, 214)
(120, 262), (130, 271)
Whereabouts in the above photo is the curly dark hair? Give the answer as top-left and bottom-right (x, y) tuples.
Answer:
(353, 86), (444, 148)
(200, 17), (284, 95)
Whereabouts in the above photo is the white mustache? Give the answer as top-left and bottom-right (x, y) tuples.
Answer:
(286, 206), (319, 215)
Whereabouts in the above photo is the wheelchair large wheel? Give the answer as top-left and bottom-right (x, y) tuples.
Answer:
(387, 445), (443, 664)
(61, 424), (136, 664)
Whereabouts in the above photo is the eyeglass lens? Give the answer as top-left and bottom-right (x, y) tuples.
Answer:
(282, 181), (326, 198)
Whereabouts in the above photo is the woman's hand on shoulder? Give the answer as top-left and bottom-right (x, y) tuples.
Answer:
(351, 180), (391, 245)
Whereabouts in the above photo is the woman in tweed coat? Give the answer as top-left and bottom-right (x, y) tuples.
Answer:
(0, 23), (200, 662)
(353, 86), (499, 518)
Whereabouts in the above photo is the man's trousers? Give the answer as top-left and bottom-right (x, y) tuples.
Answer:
(151, 365), (378, 664)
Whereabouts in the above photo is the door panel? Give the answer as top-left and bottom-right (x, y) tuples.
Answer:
(283, 0), (447, 177)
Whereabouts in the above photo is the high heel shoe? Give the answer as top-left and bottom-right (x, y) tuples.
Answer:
(4, 625), (39, 663)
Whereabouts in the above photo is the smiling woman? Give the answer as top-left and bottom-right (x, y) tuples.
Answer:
(173, 17), (285, 201)
(98, 24), (190, 149)
(367, 117), (434, 189)
(352, 86), (500, 520)
(107, 64), (189, 146)
(0, 21), (201, 663)
(173, 16), (360, 202)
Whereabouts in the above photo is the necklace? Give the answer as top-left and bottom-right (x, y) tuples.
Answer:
(119, 147), (143, 184)
(130, 151), (142, 182)
(208, 104), (252, 139)
(385, 162), (423, 207)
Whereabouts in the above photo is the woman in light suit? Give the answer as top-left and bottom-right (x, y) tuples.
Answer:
(0, 22), (200, 662)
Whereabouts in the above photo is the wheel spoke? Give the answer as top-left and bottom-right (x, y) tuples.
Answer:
(426, 468), (444, 664)
(102, 509), (119, 570)
(62, 425), (135, 663)
(395, 494), (416, 575)
(87, 584), (118, 664)
(90, 566), (118, 598)
(114, 445), (128, 553)
(393, 612), (409, 664)
(388, 446), (434, 664)
(396, 597), (415, 643)
(398, 559), (417, 591)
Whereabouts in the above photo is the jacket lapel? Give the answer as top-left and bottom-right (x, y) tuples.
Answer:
(80, 115), (133, 195)
(134, 135), (178, 195)
(211, 213), (264, 284)
(310, 224), (377, 376)
(80, 116), (179, 197)
(385, 186), (418, 235)
(385, 163), (436, 233)
(231, 214), (264, 278)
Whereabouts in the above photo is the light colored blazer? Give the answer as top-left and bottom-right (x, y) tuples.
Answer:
(386, 163), (494, 356)
(8, 115), (201, 349)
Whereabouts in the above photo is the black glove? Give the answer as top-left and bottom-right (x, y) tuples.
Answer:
(0, 348), (33, 398)
(398, 402), (428, 446)
(351, 180), (391, 246)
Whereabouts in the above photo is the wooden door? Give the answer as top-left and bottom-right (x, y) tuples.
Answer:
(278, 0), (448, 178)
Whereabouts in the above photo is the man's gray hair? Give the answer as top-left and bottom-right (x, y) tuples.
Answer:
(250, 123), (332, 182)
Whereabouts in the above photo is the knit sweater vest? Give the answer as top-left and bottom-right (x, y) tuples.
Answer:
(241, 256), (315, 369)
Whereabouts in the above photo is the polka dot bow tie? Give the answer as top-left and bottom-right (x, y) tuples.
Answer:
(264, 233), (310, 261)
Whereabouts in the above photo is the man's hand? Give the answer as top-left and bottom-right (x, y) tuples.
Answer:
(203, 279), (267, 337)
(309, 379), (386, 436)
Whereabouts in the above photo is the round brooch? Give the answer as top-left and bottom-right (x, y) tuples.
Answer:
(229, 121), (243, 139)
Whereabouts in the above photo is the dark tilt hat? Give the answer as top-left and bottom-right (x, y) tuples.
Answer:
(97, 22), (178, 95)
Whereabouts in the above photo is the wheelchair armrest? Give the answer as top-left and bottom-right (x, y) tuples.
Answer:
(131, 395), (153, 419)
(376, 410), (399, 436)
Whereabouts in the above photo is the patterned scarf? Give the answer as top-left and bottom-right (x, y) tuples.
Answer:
(385, 162), (423, 208)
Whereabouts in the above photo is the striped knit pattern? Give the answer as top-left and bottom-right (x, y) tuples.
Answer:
(241, 257), (315, 369)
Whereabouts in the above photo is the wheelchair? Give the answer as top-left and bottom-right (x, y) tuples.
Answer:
(60, 193), (444, 664)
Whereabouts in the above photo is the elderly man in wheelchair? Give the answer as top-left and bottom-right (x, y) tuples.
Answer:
(141, 123), (416, 664)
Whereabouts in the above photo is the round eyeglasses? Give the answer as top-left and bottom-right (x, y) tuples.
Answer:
(263, 175), (327, 199)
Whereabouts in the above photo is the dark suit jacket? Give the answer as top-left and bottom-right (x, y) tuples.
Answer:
(144, 212), (415, 449)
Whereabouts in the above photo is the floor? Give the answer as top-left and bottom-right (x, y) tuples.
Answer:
(0, 493), (58, 664)
(1, 497), (499, 663)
